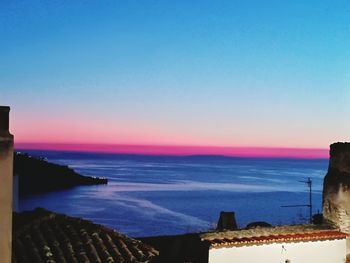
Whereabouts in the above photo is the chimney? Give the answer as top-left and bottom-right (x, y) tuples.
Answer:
(216, 211), (238, 231)
(0, 106), (14, 263)
(323, 142), (350, 259)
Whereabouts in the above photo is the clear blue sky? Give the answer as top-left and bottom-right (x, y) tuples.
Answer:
(1, 0), (349, 150)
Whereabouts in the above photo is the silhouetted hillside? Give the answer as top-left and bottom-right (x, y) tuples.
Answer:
(14, 152), (107, 196)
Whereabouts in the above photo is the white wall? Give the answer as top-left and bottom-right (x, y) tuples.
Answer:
(209, 239), (346, 263)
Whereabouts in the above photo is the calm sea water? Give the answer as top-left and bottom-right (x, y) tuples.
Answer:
(19, 150), (328, 237)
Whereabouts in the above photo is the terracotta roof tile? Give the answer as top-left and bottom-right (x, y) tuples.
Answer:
(200, 224), (348, 249)
(12, 209), (158, 263)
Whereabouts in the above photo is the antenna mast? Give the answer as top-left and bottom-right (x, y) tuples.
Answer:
(281, 177), (313, 223)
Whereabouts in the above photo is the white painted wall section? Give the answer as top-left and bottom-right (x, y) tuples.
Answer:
(209, 239), (346, 263)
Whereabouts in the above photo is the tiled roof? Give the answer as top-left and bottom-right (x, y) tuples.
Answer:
(12, 208), (158, 263)
(200, 224), (348, 249)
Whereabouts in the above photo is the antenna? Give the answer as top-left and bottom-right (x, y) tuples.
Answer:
(281, 177), (313, 223)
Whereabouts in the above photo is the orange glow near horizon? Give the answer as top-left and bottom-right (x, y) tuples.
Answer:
(14, 142), (328, 159)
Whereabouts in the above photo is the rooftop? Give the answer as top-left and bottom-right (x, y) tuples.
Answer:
(12, 208), (158, 263)
(200, 224), (348, 249)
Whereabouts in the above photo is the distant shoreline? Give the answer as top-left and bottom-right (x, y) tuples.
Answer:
(14, 152), (108, 196)
(15, 143), (329, 160)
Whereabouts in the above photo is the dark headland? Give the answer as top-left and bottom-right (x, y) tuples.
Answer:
(14, 152), (107, 196)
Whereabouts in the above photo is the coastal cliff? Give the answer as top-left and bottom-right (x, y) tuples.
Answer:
(14, 152), (107, 196)
(322, 142), (350, 232)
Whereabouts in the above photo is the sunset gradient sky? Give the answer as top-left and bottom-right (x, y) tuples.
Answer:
(1, 1), (350, 157)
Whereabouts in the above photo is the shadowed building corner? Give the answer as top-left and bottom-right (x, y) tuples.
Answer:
(0, 106), (14, 263)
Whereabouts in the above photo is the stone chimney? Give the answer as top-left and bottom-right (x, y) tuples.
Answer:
(0, 106), (14, 263)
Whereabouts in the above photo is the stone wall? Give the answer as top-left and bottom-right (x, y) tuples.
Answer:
(322, 142), (350, 259)
(323, 142), (350, 232)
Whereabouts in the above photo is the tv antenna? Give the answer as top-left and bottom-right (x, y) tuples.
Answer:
(281, 177), (312, 223)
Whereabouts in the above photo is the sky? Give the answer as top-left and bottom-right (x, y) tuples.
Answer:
(1, 1), (350, 157)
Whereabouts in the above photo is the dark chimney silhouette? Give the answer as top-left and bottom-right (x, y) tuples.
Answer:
(0, 106), (10, 135)
(216, 211), (238, 231)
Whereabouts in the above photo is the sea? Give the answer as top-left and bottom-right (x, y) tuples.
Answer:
(18, 150), (328, 238)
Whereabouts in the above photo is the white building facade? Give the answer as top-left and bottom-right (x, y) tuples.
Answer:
(202, 226), (348, 263)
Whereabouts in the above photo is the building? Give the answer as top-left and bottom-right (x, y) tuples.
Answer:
(198, 143), (350, 263)
(201, 225), (347, 263)
(0, 106), (14, 263)
(323, 142), (350, 259)
(12, 208), (158, 263)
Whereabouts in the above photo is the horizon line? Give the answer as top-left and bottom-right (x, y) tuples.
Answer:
(14, 142), (329, 159)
